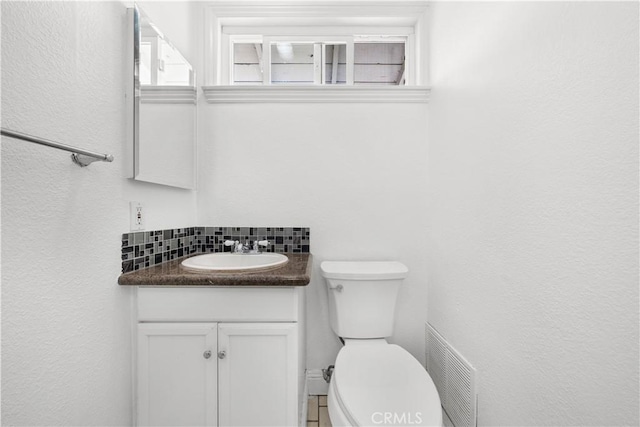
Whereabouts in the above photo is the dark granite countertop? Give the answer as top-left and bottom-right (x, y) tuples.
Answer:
(118, 253), (312, 287)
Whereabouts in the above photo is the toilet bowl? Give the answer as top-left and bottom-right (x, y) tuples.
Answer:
(328, 340), (442, 427)
(320, 261), (443, 427)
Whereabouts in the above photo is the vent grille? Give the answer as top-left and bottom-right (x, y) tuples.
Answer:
(426, 323), (477, 427)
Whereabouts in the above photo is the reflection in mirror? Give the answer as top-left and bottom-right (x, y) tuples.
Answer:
(139, 13), (193, 86)
(127, 5), (196, 189)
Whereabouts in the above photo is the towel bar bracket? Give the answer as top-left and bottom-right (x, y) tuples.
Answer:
(71, 153), (114, 167)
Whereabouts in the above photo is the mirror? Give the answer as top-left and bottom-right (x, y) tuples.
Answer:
(126, 5), (196, 189)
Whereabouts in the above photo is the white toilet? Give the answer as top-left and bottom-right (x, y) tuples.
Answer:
(320, 261), (443, 427)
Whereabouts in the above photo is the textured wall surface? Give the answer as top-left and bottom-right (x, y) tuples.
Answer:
(1, 2), (196, 425)
(197, 102), (430, 370)
(427, 2), (639, 425)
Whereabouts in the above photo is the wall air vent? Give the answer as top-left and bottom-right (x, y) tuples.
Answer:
(426, 323), (477, 427)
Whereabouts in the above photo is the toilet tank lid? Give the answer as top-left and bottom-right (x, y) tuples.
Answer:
(320, 261), (408, 280)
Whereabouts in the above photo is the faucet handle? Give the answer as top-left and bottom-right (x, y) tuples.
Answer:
(224, 240), (240, 252)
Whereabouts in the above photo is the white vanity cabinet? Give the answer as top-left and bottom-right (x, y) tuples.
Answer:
(135, 286), (305, 427)
(138, 323), (218, 426)
(217, 323), (298, 426)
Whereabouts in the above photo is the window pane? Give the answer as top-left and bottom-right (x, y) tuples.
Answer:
(233, 43), (263, 85)
(323, 44), (347, 84)
(270, 43), (314, 84)
(354, 42), (405, 85)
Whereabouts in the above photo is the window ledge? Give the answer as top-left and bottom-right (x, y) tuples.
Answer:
(141, 86), (197, 104)
(201, 85), (430, 103)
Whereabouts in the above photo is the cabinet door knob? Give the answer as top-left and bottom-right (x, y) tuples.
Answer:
(203, 350), (212, 359)
(218, 350), (226, 359)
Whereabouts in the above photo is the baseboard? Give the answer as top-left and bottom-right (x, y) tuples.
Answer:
(306, 369), (329, 396)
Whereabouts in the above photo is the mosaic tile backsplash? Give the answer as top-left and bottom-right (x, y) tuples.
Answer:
(122, 226), (310, 273)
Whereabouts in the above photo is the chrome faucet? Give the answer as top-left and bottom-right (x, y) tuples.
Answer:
(224, 240), (240, 252)
(254, 240), (270, 253)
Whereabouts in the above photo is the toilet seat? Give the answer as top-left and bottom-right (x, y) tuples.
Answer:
(331, 343), (442, 427)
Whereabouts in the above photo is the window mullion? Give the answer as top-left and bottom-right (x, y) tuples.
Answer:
(314, 43), (323, 85)
(345, 39), (354, 85)
(262, 36), (272, 85)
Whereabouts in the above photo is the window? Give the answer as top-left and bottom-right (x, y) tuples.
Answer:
(203, 2), (429, 102)
(231, 37), (407, 86)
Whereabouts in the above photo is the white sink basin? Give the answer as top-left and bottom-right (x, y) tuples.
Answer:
(181, 253), (288, 272)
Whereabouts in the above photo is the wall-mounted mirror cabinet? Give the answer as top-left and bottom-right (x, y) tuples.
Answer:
(126, 5), (196, 189)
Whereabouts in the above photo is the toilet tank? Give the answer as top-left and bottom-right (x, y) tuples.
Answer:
(320, 261), (408, 339)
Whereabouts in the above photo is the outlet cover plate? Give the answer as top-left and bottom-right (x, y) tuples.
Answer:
(130, 201), (144, 231)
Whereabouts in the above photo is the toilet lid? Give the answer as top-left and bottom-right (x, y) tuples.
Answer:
(333, 344), (442, 427)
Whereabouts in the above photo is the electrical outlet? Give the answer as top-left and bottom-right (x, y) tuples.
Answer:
(130, 201), (145, 231)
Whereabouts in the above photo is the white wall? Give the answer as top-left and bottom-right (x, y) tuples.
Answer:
(197, 102), (430, 369)
(427, 2), (639, 426)
(1, 2), (196, 424)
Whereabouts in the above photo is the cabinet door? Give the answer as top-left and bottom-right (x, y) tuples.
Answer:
(138, 323), (217, 427)
(218, 323), (298, 427)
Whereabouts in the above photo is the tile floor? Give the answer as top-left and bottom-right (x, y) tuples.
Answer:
(307, 395), (332, 427)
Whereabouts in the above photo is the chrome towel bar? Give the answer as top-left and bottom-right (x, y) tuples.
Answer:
(1, 128), (114, 167)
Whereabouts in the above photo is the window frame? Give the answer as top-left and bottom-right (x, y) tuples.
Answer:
(227, 33), (413, 86)
(203, 1), (430, 103)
